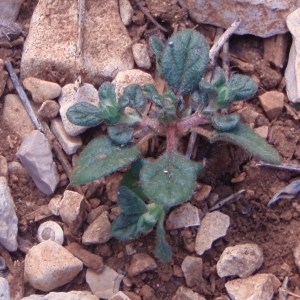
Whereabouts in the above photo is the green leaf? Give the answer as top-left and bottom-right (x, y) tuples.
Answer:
(228, 74), (257, 101)
(149, 36), (164, 75)
(155, 212), (172, 262)
(98, 82), (117, 102)
(210, 123), (281, 164)
(160, 29), (209, 95)
(107, 125), (134, 145)
(140, 152), (202, 207)
(71, 136), (140, 184)
(118, 84), (146, 110)
(142, 84), (163, 107)
(211, 113), (240, 131)
(66, 102), (103, 127)
(213, 67), (226, 88)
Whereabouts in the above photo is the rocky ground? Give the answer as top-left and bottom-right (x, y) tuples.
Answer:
(1, 0), (300, 299)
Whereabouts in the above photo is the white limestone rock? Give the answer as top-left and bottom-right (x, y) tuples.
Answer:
(285, 8), (300, 103)
(179, 0), (300, 37)
(217, 243), (264, 278)
(86, 266), (124, 299)
(16, 130), (59, 195)
(21, 291), (98, 300)
(195, 211), (230, 255)
(20, 0), (133, 85)
(24, 241), (83, 292)
(0, 177), (18, 252)
(119, 0), (134, 26)
(0, 277), (10, 300)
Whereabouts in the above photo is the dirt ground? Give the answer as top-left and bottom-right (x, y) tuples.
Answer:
(1, 0), (300, 299)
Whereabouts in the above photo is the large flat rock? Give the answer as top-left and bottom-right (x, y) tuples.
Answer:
(20, 0), (134, 85)
(179, 0), (300, 37)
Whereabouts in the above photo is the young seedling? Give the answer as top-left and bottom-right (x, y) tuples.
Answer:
(67, 29), (281, 261)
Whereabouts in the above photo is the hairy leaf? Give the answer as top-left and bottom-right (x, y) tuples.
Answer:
(142, 84), (163, 107)
(210, 123), (281, 164)
(228, 74), (257, 101)
(160, 29), (209, 95)
(71, 136), (140, 184)
(211, 113), (240, 131)
(140, 152), (202, 207)
(118, 84), (146, 110)
(98, 82), (117, 102)
(66, 102), (103, 127)
(108, 125), (134, 145)
(213, 67), (226, 88)
(149, 36), (164, 74)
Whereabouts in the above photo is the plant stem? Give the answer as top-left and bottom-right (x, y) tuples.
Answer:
(166, 123), (176, 152)
(177, 113), (209, 135)
(141, 116), (166, 135)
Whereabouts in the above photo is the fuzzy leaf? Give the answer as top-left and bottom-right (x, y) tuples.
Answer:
(98, 82), (117, 101)
(108, 125), (134, 145)
(160, 29), (209, 95)
(228, 74), (257, 101)
(66, 102), (103, 127)
(142, 84), (163, 106)
(119, 84), (146, 110)
(213, 67), (226, 88)
(155, 213), (172, 262)
(140, 152), (202, 207)
(71, 136), (140, 184)
(211, 113), (240, 131)
(210, 123), (281, 164)
(149, 36), (164, 74)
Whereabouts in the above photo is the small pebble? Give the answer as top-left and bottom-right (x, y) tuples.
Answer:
(48, 195), (62, 216)
(127, 253), (157, 277)
(258, 91), (285, 120)
(181, 256), (203, 287)
(132, 43), (151, 69)
(38, 100), (60, 119)
(0, 277), (10, 300)
(172, 286), (205, 300)
(119, 0), (133, 26)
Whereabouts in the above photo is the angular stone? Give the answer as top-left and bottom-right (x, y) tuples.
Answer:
(86, 266), (124, 299)
(217, 243), (264, 278)
(50, 118), (82, 155)
(38, 100), (60, 119)
(225, 273), (279, 300)
(132, 43), (151, 69)
(59, 83), (99, 136)
(0, 0), (23, 21)
(20, 291), (98, 300)
(16, 130), (59, 195)
(23, 77), (62, 103)
(0, 177), (18, 252)
(254, 126), (269, 139)
(119, 0), (134, 26)
(24, 240), (83, 292)
(285, 8), (300, 103)
(181, 256), (203, 287)
(0, 277), (10, 300)
(127, 253), (157, 277)
(195, 211), (230, 255)
(180, 0), (300, 37)
(3, 94), (35, 139)
(82, 211), (112, 245)
(166, 203), (200, 230)
(172, 286), (205, 300)
(112, 69), (155, 96)
(109, 291), (132, 300)
(258, 91), (284, 120)
(20, 0), (133, 85)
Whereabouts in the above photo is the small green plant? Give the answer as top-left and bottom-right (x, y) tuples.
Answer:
(67, 29), (281, 261)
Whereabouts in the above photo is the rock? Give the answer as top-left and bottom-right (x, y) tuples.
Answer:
(292, 243), (300, 271)
(254, 126), (269, 139)
(8, 161), (29, 179)
(258, 91), (284, 120)
(179, 0), (300, 37)
(140, 285), (156, 300)
(193, 184), (212, 202)
(86, 266), (124, 299)
(285, 8), (300, 103)
(23, 77), (62, 103)
(3, 94), (35, 139)
(59, 82), (99, 136)
(50, 118), (82, 155)
(225, 273), (280, 300)
(0, 0), (23, 21)
(59, 190), (86, 229)
(112, 69), (155, 96)
(20, 291), (98, 300)
(109, 291), (132, 300)
(127, 253), (157, 277)
(166, 203), (200, 230)
(82, 211), (112, 245)
(181, 256), (203, 287)
(87, 205), (109, 224)
(16, 130), (59, 195)
(172, 286), (206, 300)
(24, 240), (83, 292)
(20, 0), (133, 85)
(37, 221), (64, 245)
(0, 277), (10, 300)
(119, 0), (134, 26)
(195, 211), (230, 255)
(217, 243), (264, 278)
(66, 242), (104, 272)
(38, 100), (60, 119)
(0, 177), (18, 252)
(132, 43), (151, 69)
(48, 195), (62, 216)
(0, 155), (8, 179)
(0, 59), (8, 99)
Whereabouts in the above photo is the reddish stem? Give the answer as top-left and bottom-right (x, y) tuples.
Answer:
(166, 123), (177, 152)
(176, 113), (209, 136)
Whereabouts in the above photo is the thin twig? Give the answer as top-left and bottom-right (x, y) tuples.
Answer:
(4, 61), (44, 132)
(256, 162), (300, 173)
(135, 0), (169, 33)
(209, 189), (245, 211)
(279, 277), (289, 300)
(222, 41), (230, 77)
(185, 132), (197, 158)
(209, 19), (241, 65)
